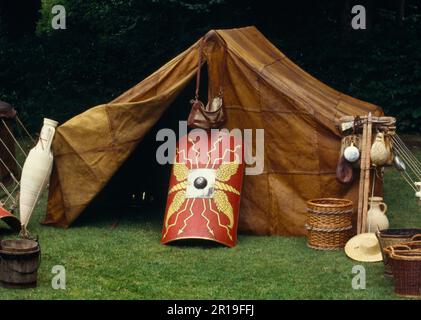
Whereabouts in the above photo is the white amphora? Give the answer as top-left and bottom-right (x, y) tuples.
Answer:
(20, 118), (58, 234)
(367, 196), (389, 233)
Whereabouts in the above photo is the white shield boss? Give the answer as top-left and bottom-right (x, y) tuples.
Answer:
(185, 169), (216, 198)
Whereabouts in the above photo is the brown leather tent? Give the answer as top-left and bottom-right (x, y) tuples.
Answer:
(43, 26), (383, 235)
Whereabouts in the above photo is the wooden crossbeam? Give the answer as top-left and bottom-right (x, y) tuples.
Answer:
(337, 115), (396, 126)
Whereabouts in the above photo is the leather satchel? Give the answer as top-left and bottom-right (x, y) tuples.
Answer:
(336, 155), (354, 184)
(187, 39), (227, 129)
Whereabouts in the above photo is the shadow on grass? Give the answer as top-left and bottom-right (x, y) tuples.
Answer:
(0, 226), (19, 238)
(72, 203), (164, 232)
(165, 238), (225, 249)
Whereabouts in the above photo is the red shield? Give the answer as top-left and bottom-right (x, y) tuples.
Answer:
(161, 130), (244, 247)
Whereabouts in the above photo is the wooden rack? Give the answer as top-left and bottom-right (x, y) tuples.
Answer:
(337, 114), (396, 234)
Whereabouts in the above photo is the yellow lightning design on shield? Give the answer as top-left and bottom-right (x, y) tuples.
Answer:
(178, 198), (197, 235)
(208, 198), (233, 241)
(177, 147), (193, 168)
(200, 198), (214, 236)
(166, 134), (242, 239)
(206, 135), (223, 166)
(211, 145), (242, 169)
(188, 137), (201, 168)
(163, 198), (190, 239)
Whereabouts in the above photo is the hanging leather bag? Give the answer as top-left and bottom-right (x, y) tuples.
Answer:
(187, 39), (227, 129)
(336, 155), (354, 184)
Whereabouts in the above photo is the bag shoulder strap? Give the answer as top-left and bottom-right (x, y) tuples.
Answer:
(195, 39), (204, 100)
(194, 36), (228, 100)
(217, 44), (228, 96)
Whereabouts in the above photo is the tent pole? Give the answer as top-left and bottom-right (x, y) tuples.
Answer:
(361, 113), (372, 234)
(357, 118), (368, 234)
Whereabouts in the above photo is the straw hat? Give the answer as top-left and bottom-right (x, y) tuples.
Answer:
(345, 233), (383, 262)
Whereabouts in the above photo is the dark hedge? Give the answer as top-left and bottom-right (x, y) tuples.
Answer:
(0, 0), (420, 132)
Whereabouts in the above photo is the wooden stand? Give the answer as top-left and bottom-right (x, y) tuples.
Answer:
(361, 113), (372, 234)
(356, 117), (367, 233)
(338, 114), (396, 234)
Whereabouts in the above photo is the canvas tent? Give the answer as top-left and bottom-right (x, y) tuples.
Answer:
(43, 26), (382, 236)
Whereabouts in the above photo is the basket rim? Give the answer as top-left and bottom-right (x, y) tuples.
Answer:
(399, 240), (421, 247)
(384, 242), (421, 251)
(389, 254), (421, 261)
(307, 198), (353, 208)
(378, 228), (421, 238)
(385, 245), (421, 260)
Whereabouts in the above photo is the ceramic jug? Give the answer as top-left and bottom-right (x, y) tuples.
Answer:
(20, 118), (58, 234)
(367, 196), (389, 233)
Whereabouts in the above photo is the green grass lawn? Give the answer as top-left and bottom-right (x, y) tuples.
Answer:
(0, 146), (420, 300)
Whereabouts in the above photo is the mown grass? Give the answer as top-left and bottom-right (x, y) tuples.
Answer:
(0, 146), (420, 300)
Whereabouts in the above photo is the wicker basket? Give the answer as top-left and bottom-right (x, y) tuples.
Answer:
(385, 245), (421, 298)
(306, 198), (353, 250)
(400, 240), (421, 250)
(306, 226), (352, 250)
(376, 230), (421, 277)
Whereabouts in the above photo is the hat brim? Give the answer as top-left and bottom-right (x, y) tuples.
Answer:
(345, 233), (383, 262)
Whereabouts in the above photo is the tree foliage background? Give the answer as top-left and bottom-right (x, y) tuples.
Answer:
(0, 0), (420, 131)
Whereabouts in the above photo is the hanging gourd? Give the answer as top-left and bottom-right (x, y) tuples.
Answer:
(370, 132), (390, 166)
